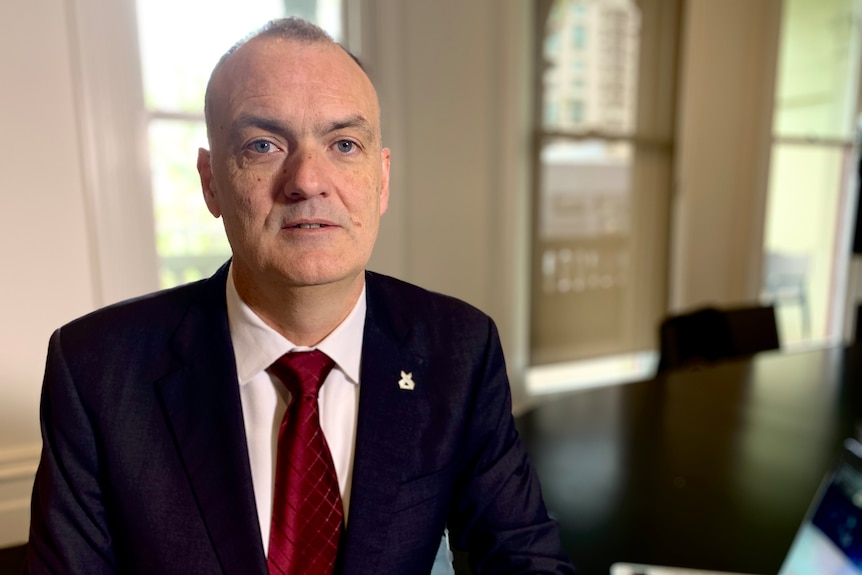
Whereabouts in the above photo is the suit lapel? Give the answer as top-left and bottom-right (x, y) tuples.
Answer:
(152, 268), (429, 574)
(338, 273), (428, 574)
(155, 264), (268, 575)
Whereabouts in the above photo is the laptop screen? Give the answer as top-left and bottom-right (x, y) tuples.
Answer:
(778, 439), (862, 575)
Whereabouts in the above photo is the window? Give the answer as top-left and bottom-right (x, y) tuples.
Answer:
(572, 25), (587, 49)
(134, 0), (344, 287)
(569, 99), (585, 122)
(545, 102), (561, 125)
(545, 32), (562, 56)
(761, 0), (862, 346)
(529, 0), (681, 389)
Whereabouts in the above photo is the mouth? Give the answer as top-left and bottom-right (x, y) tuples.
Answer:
(282, 218), (338, 231)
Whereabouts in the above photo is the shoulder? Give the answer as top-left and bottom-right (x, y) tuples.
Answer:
(60, 281), (201, 337)
(53, 268), (227, 362)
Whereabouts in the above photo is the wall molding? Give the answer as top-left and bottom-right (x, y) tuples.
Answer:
(0, 443), (40, 547)
(0, 444), (40, 482)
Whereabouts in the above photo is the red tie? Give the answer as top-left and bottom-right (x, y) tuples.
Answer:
(267, 350), (342, 575)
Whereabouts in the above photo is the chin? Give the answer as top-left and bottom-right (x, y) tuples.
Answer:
(278, 266), (363, 289)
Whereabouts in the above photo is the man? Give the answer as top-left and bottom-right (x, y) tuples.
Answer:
(27, 17), (575, 575)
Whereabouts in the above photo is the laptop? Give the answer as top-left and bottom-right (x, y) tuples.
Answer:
(610, 437), (862, 575)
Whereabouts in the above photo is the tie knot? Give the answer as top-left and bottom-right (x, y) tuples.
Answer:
(270, 349), (335, 399)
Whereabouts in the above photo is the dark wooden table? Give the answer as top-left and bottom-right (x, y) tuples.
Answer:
(516, 344), (862, 575)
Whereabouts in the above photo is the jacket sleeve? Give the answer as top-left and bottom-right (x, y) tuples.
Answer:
(446, 318), (577, 574)
(26, 328), (117, 574)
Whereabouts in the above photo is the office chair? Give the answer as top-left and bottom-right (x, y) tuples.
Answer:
(762, 251), (810, 337)
(657, 304), (780, 373)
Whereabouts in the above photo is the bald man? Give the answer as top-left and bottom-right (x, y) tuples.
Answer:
(27, 17), (575, 575)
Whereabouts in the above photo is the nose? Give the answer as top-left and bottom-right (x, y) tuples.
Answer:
(283, 147), (328, 200)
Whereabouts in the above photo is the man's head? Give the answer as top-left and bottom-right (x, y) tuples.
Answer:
(197, 18), (390, 301)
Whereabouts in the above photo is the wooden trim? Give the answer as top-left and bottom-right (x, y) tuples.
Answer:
(773, 135), (855, 148)
(0, 444), (40, 547)
(537, 128), (674, 150)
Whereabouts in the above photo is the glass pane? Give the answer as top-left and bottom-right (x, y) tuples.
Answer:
(136, 0), (343, 113)
(149, 119), (231, 287)
(532, 140), (635, 364)
(772, 0), (862, 139)
(762, 143), (853, 345)
(538, 141), (632, 242)
(542, 0), (641, 134)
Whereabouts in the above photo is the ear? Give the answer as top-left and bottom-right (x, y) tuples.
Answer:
(379, 147), (391, 215)
(197, 147), (221, 218)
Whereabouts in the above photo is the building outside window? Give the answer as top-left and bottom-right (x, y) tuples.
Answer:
(572, 24), (587, 49)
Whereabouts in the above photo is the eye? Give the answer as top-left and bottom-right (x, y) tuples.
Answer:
(249, 140), (277, 154)
(334, 140), (357, 154)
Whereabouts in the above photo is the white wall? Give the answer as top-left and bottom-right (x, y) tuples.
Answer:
(0, 0), (98, 545)
(670, 0), (783, 309)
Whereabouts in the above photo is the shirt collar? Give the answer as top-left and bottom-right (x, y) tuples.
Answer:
(225, 265), (366, 386)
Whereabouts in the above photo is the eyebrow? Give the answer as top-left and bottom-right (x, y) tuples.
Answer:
(322, 115), (377, 141)
(233, 115), (287, 135)
(231, 113), (378, 143)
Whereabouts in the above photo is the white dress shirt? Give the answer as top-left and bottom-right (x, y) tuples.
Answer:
(225, 267), (364, 549)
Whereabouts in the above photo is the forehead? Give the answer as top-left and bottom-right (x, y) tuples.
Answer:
(210, 37), (380, 132)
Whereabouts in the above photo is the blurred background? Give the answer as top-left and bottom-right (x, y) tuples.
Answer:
(2, 0), (861, 549)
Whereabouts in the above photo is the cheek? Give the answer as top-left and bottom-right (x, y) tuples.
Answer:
(343, 170), (384, 220)
(220, 166), (275, 222)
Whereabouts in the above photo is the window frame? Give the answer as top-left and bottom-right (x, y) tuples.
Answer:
(527, 0), (681, 374)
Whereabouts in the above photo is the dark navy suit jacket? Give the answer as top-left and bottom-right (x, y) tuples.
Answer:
(27, 265), (575, 574)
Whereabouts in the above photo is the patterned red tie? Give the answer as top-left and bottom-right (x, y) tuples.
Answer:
(267, 350), (342, 575)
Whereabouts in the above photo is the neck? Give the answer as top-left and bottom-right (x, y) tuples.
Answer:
(233, 269), (365, 346)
